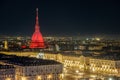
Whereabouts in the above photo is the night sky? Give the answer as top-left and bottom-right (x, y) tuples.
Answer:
(0, 0), (120, 36)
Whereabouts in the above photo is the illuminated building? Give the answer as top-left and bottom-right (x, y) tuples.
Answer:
(44, 52), (90, 72)
(4, 40), (8, 50)
(89, 53), (120, 76)
(43, 52), (120, 76)
(1, 51), (120, 77)
(30, 8), (45, 49)
(87, 44), (103, 51)
(0, 64), (15, 80)
(0, 54), (63, 80)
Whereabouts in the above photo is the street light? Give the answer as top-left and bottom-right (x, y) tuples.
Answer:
(47, 74), (52, 79)
(5, 78), (11, 80)
(109, 78), (113, 80)
(37, 76), (41, 80)
(21, 77), (27, 80)
(76, 70), (79, 73)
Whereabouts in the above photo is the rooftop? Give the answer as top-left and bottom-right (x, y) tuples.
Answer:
(0, 53), (62, 66)
(92, 52), (120, 60)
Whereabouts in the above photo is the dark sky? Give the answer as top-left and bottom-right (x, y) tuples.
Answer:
(0, 0), (120, 36)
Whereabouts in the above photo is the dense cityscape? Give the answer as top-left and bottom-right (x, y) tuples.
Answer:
(1, 0), (120, 80)
(1, 35), (120, 80)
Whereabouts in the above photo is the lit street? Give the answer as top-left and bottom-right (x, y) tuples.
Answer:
(62, 68), (118, 80)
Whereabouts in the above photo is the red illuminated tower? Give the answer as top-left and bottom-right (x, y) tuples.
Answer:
(29, 8), (45, 48)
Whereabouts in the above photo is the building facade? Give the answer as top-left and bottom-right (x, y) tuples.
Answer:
(0, 65), (15, 80)
(43, 52), (120, 77)
(15, 65), (62, 80)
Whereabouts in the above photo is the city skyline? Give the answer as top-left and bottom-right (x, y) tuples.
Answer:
(0, 0), (120, 36)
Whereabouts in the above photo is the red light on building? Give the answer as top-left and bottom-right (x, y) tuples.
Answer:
(21, 45), (27, 49)
(29, 8), (45, 49)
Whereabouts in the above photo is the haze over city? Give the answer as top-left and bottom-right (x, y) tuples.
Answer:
(0, 0), (120, 37)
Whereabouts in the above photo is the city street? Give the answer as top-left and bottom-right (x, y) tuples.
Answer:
(62, 68), (117, 80)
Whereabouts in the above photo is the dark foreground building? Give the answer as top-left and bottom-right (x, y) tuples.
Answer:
(0, 54), (63, 80)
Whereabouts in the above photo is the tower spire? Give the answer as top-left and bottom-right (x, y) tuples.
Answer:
(36, 8), (39, 25)
(35, 8), (40, 32)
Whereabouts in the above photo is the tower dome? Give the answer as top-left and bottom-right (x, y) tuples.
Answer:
(29, 8), (45, 48)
